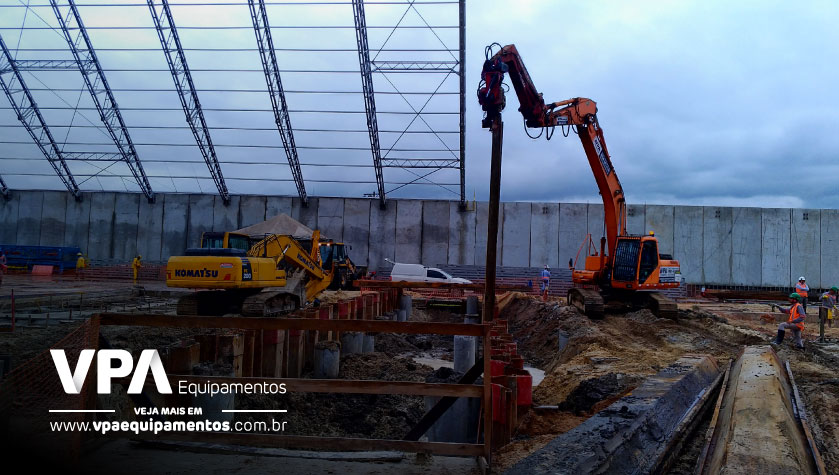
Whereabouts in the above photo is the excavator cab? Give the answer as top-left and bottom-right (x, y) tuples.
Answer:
(611, 235), (661, 287)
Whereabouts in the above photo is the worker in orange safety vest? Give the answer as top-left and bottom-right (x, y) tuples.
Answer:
(771, 292), (806, 349)
(795, 276), (809, 312)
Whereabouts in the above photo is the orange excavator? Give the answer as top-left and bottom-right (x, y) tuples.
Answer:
(478, 43), (681, 318)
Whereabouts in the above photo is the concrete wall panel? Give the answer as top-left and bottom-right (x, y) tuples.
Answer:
(530, 203), (559, 267)
(821, 210), (839, 288)
(790, 208), (820, 288)
(395, 200), (422, 264)
(368, 201), (396, 271)
(0, 193), (21, 245)
(448, 203), (476, 266)
(422, 200), (450, 266)
(731, 207), (761, 286)
(501, 202), (530, 267)
(475, 201), (503, 267)
(292, 197), (318, 230)
(627, 204), (646, 236)
(645, 205), (674, 256)
(63, 193), (90, 250)
(39, 191), (66, 246)
(587, 204), (605, 240)
(343, 199), (370, 266)
(559, 203), (587, 267)
(761, 208), (791, 287)
(16, 191), (43, 246)
(239, 195), (266, 228)
(113, 193), (140, 261)
(86, 192), (115, 260)
(161, 194), (190, 258)
(213, 196), (240, 232)
(702, 206), (732, 285)
(674, 206), (703, 284)
(317, 197), (345, 242)
(266, 196), (293, 219)
(137, 197), (164, 262)
(186, 195), (214, 248)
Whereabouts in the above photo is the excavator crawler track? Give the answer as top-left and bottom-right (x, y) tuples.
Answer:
(241, 291), (301, 318)
(568, 288), (605, 318)
(647, 292), (678, 319)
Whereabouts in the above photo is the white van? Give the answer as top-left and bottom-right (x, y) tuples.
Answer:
(387, 260), (472, 284)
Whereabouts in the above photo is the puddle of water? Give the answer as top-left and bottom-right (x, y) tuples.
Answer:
(412, 356), (545, 387)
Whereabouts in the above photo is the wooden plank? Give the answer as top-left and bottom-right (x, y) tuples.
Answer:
(158, 375), (484, 398)
(98, 313), (487, 336)
(129, 432), (484, 457)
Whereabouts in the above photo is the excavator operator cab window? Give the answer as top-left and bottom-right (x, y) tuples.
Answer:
(638, 241), (659, 283)
(227, 234), (250, 252)
(613, 239), (641, 282)
(201, 233), (226, 249)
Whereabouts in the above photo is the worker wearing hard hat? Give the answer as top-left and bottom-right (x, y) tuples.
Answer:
(821, 287), (838, 329)
(540, 265), (551, 301)
(132, 255), (143, 284)
(75, 252), (87, 280)
(770, 292), (806, 349)
(795, 276), (810, 312)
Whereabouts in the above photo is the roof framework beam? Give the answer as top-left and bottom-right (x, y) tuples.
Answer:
(49, 0), (155, 202)
(352, 0), (387, 208)
(0, 34), (80, 199)
(147, 0), (230, 204)
(247, 0), (307, 205)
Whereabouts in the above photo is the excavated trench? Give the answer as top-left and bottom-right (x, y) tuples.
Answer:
(495, 295), (833, 474)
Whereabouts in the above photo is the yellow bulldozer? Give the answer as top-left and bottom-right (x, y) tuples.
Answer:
(166, 229), (361, 317)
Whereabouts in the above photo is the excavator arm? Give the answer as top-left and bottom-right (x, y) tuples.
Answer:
(248, 232), (325, 281)
(478, 44), (627, 257)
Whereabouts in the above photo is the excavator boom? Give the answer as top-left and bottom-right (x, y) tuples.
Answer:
(479, 44), (626, 257)
(477, 43), (680, 318)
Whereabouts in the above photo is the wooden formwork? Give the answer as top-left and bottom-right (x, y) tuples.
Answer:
(91, 290), (495, 462)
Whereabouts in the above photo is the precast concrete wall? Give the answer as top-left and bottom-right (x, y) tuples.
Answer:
(3, 189), (838, 288)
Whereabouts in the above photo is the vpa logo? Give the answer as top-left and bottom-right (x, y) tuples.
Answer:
(50, 349), (173, 395)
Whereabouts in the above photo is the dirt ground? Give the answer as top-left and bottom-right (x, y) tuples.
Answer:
(494, 295), (838, 474)
(3, 288), (837, 474)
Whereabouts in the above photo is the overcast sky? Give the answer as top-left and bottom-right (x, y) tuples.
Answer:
(1, 0), (838, 208)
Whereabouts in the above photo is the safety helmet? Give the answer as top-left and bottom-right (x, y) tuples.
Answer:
(789, 292), (801, 300)
(77, 252), (82, 256)
(544, 265), (549, 269)
(832, 286), (838, 292)
(799, 276), (806, 281)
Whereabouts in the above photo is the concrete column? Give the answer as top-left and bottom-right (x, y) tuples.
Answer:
(466, 296), (479, 316)
(399, 295), (412, 320)
(362, 333), (375, 353)
(340, 332), (363, 355)
(314, 341), (340, 379)
(454, 335), (476, 374)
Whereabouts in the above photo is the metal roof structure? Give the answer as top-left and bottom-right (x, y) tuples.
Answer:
(0, 0), (465, 207)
